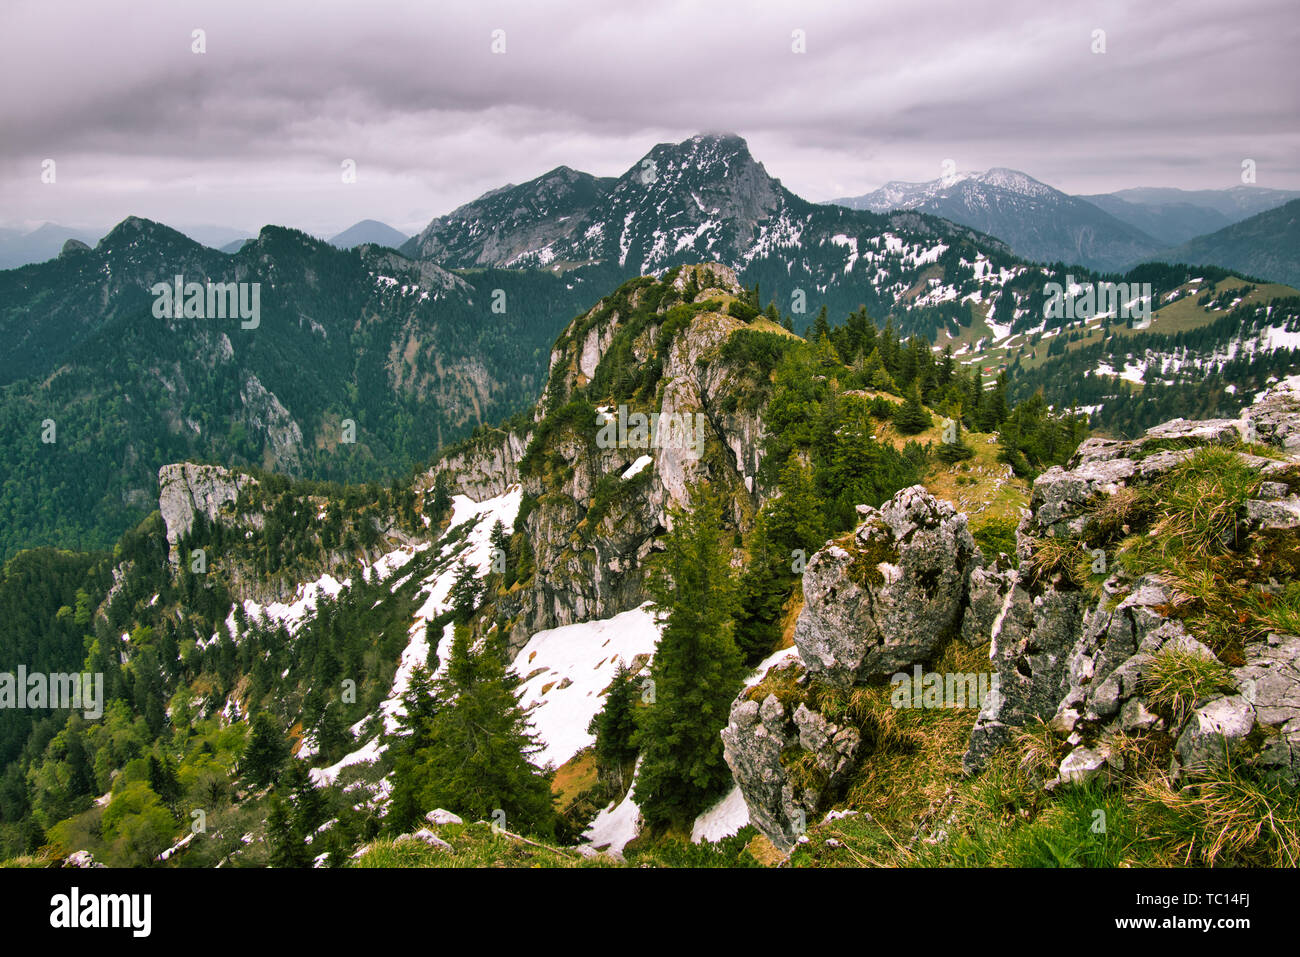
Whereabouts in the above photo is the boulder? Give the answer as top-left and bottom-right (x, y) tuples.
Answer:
(793, 486), (977, 687)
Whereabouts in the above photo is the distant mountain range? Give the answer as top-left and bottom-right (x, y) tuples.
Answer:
(1149, 198), (1300, 288)
(1082, 185), (1300, 246)
(829, 171), (1300, 275)
(0, 223), (101, 269)
(829, 168), (1160, 272)
(3, 132), (1298, 557)
(0, 223), (259, 268)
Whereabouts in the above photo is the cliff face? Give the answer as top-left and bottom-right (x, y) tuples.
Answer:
(725, 378), (1300, 851)
(430, 264), (784, 652)
(158, 463), (260, 564)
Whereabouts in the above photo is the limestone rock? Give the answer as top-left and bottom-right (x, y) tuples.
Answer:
(794, 486), (977, 687)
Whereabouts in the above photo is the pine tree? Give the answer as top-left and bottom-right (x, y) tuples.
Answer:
(241, 712), (290, 789)
(765, 455), (827, 556)
(390, 626), (556, 836)
(863, 348), (897, 393)
(386, 665), (442, 828)
(587, 663), (639, 795)
(146, 754), (181, 810)
(734, 511), (793, 665)
(812, 305), (831, 342)
(448, 562), (483, 624)
(635, 485), (745, 829)
(489, 520), (511, 582)
(894, 382), (933, 435)
(428, 472), (452, 526)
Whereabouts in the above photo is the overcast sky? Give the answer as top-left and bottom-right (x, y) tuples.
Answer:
(3, 0), (1297, 238)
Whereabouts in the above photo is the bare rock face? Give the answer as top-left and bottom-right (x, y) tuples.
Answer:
(158, 463), (258, 564)
(963, 579), (1089, 772)
(483, 264), (771, 645)
(1232, 632), (1300, 780)
(1246, 375), (1300, 453)
(794, 486), (977, 687)
(964, 379), (1300, 786)
(721, 666), (861, 852)
(427, 429), (528, 502)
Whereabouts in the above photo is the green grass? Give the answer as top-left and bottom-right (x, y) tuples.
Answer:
(1140, 646), (1237, 726)
(351, 822), (609, 868)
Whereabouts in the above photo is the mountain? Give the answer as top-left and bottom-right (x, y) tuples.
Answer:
(0, 222), (103, 269)
(403, 165), (618, 266)
(176, 224), (256, 250)
(829, 168), (1163, 272)
(1076, 194), (1231, 246)
(1081, 186), (1300, 246)
(1105, 184), (1300, 220)
(329, 220), (410, 250)
(4, 259), (1298, 872)
(403, 133), (1019, 329)
(1144, 198), (1300, 288)
(0, 216), (614, 558)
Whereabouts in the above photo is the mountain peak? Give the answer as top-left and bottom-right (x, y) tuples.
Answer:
(973, 167), (1054, 198)
(98, 215), (189, 251)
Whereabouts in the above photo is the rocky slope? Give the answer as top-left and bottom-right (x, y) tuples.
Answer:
(425, 263), (779, 653)
(725, 376), (1300, 851)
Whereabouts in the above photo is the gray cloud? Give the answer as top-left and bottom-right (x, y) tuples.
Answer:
(2, 0), (1296, 236)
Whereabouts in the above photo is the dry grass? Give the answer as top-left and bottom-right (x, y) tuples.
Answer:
(1133, 765), (1300, 867)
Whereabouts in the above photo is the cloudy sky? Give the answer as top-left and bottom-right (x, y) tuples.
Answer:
(3, 0), (1297, 238)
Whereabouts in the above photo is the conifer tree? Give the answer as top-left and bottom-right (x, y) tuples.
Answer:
(812, 305), (831, 342)
(390, 626), (556, 836)
(489, 520), (511, 582)
(428, 472), (452, 526)
(635, 485), (745, 829)
(587, 663), (639, 795)
(448, 562), (483, 624)
(894, 382), (933, 435)
(241, 712), (290, 789)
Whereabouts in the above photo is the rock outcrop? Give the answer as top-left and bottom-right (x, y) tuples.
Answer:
(964, 376), (1300, 785)
(158, 463), (259, 563)
(725, 486), (979, 850)
(721, 663), (862, 851)
(451, 265), (778, 651)
(728, 378), (1300, 851)
(794, 486), (978, 687)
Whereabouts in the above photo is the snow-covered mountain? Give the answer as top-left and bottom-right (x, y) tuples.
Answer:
(830, 167), (1163, 272)
(403, 132), (1013, 327)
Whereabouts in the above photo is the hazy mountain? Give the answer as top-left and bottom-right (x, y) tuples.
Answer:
(1148, 198), (1300, 287)
(1105, 185), (1300, 220)
(176, 224), (257, 250)
(829, 168), (1162, 272)
(1076, 194), (1231, 246)
(0, 222), (103, 269)
(329, 219), (410, 249)
(1080, 185), (1300, 246)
